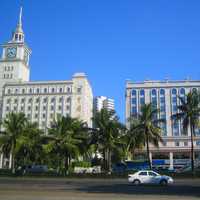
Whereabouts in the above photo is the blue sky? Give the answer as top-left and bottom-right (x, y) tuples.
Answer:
(0, 0), (200, 122)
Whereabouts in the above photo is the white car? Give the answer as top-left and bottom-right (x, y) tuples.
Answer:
(128, 170), (174, 185)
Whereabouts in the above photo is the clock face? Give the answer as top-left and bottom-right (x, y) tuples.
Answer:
(6, 47), (17, 58)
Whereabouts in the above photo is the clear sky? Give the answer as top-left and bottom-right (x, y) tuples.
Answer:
(0, 0), (200, 122)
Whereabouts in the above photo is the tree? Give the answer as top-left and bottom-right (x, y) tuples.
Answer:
(136, 104), (163, 170)
(92, 109), (124, 173)
(44, 115), (87, 175)
(172, 90), (200, 173)
(0, 112), (27, 173)
(15, 121), (44, 167)
(122, 118), (144, 160)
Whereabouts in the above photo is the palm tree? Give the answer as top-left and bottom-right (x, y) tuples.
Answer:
(15, 121), (44, 167)
(92, 109), (124, 173)
(172, 90), (200, 173)
(0, 112), (27, 173)
(123, 118), (144, 160)
(136, 104), (163, 170)
(45, 115), (87, 175)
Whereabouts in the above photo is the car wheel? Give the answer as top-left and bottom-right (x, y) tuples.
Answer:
(160, 179), (168, 186)
(133, 179), (141, 185)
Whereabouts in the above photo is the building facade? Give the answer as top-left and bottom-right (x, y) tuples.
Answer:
(0, 8), (93, 131)
(94, 96), (115, 112)
(126, 80), (200, 169)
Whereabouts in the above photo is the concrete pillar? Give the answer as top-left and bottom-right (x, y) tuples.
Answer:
(9, 154), (12, 169)
(0, 153), (3, 169)
(149, 152), (153, 166)
(169, 152), (174, 170)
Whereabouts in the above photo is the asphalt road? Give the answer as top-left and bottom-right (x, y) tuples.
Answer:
(0, 177), (200, 200)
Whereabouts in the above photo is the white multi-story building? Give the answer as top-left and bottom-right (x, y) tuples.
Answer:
(94, 96), (115, 112)
(126, 79), (200, 169)
(0, 8), (93, 130)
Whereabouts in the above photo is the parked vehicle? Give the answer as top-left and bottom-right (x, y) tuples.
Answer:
(22, 165), (48, 174)
(128, 170), (174, 185)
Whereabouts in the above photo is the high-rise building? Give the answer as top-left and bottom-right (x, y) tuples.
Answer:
(0, 7), (93, 130)
(94, 96), (115, 112)
(126, 79), (200, 169)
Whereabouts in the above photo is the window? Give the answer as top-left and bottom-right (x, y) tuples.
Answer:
(20, 106), (24, 111)
(43, 98), (47, 103)
(43, 106), (46, 110)
(28, 106), (31, 111)
(7, 99), (10, 104)
(172, 97), (177, 104)
(77, 87), (81, 93)
(15, 89), (18, 94)
(160, 89), (165, 96)
(139, 172), (147, 176)
(21, 98), (25, 103)
(66, 105), (70, 110)
(28, 98), (32, 103)
(36, 98), (40, 103)
(51, 88), (55, 93)
(36, 88), (40, 93)
(59, 97), (63, 103)
(51, 98), (55, 103)
(14, 99), (18, 104)
(35, 114), (38, 118)
(140, 97), (145, 105)
(180, 88), (185, 96)
(132, 89), (137, 96)
(131, 106), (137, 115)
(67, 97), (71, 103)
(35, 106), (38, 111)
(50, 113), (54, 118)
(192, 88), (197, 93)
(58, 105), (62, 110)
(196, 141), (200, 146)
(160, 97), (165, 104)
(67, 87), (71, 93)
(27, 114), (31, 119)
(6, 106), (9, 111)
(13, 106), (17, 111)
(184, 142), (188, 146)
(42, 114), (46, 119)
(148, 172), (157, 176)
(22, 89), (25, 94)
(151, 89), (157, 96)
(7, 89), (11, 94)
(132, 98), (136, 105)
(175, 141), (180, 147)
(44, 88), (47, 93)
(59, 88), (63, 93)
(29, 88), (32, 93)
(163, 141), (167, 146)
(172, 88), (177, 95)
(51, 105), (54, 111)
(140, 89), (145, 96)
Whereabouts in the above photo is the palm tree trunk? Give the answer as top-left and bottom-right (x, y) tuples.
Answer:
(146, 132), (152, 170)
(108, 149), (112, 174)
(190, 124), (195, 174)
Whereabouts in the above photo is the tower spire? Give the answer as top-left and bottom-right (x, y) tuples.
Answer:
(18, 6), (23, 29)
(12, 6), (24, 42)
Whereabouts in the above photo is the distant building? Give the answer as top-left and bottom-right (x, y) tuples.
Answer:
(125, 79), (200, 169)
(94, 96), (115, 112)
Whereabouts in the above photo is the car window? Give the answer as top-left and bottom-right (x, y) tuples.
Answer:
(138, 171), (147, 176)
(148, 172), (157, 176)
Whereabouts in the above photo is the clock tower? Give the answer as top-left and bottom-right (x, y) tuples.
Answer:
(0, 7), (31, 115)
